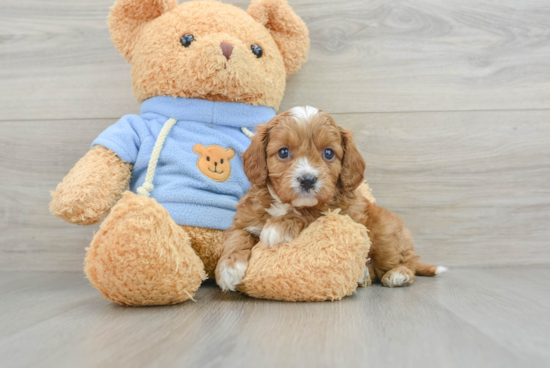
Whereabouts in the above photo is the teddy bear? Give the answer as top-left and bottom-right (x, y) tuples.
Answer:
(50, 0), (374, 305)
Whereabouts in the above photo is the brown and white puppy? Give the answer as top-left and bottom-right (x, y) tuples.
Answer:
(215, 107), (446, 291)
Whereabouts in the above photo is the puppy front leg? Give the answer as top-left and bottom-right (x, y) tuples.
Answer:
(260, 214), (308, 247)
(215, 229), (256, 292)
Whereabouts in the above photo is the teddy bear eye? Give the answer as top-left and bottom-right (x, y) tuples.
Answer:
(206, 156), (210, 161)
(220, 159), (224, 164)
(180, 34), (194, 47)
(251, 44), (263, 58)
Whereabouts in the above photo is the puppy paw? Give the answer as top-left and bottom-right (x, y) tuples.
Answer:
(358, 266), (372, 287)
(381, 267), (415, 288)
(216, 260), (247, 292)
(260, 223), (296, 247)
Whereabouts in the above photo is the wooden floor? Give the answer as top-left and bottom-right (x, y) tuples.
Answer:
(1, 267), (549, 368)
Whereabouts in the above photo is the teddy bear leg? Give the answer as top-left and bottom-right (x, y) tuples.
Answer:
(84, 191), (206, 306)
(180, 225), (225, 279)
(239, 210), (371, 302)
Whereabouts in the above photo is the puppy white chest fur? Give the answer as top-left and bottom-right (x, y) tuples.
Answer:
(266, 201), (292, 217)
(245, 226), (263, 236)
(258, 186), (294, 247)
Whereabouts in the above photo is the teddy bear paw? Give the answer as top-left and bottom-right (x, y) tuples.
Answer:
(217, 261), (248, 292)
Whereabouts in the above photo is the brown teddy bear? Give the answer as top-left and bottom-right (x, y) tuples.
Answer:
(50, 0), (374, 305)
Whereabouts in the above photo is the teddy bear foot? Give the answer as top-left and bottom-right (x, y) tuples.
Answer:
(84, 191), (206, 306)
(238, 210), (371, 302)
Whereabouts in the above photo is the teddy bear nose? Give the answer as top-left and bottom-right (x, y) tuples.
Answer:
(220, 42), (234, 60)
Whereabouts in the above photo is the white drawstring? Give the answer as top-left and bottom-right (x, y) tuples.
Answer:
(241, 126), (255, 138)
(137, 118), (178, 197)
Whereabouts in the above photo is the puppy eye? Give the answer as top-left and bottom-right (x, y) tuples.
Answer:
(180, 34), (194, 47)
(220, 159), (224, 164)
(278, 148), (289, 159)
(206, 156), (210, 161)
(251, 44), (263, 58)
(323, 148), (335, 161)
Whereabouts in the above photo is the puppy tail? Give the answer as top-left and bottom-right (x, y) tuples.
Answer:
(415, 262), (448, 277)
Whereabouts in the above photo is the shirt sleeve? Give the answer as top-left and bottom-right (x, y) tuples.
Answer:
(91, 114), (143, 164)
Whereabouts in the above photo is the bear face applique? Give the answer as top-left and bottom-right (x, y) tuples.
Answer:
(193, 144), (236, 182)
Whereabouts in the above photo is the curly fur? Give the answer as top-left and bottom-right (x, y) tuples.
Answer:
(85, 192), (207, 306)
(50, 145), (132, 225)
(181, 225), (225, 278)
(52, 0), (390, 306)
(109, 0), (309, 109)
(216, 108), (443, 297)
(238, 210), (370, 301)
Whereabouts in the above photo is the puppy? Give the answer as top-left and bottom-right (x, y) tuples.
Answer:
(215, 106), (446, 291)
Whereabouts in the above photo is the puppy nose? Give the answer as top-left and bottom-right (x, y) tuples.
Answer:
(299, 175), (317, 192)
(220, 42), (234, 60)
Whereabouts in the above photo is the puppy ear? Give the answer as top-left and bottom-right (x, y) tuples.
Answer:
(247, 0), (310, 75)
(226, 148), (236, 160)
(340, 129), (366, 192)
(243, 124), (270, 186)
(193, 143), (206, 155)
(109, 0), (178, 60)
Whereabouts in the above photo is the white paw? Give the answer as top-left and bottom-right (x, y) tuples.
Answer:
(217, 261), (247, 292)
(245, 226), (263, 236)
(260, 224), (294, 247)
(383, 271), (411, 288)
(435, 266), (448, 275)
(358, 266), (371, 287)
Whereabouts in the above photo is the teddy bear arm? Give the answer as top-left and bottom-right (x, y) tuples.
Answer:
(50, 145), (133, 225)
(239, 210), (371, 301)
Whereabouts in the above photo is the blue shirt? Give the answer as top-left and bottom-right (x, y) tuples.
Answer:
(92, 96), (276, 230)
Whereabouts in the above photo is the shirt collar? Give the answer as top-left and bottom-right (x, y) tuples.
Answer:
(140, 96), (276, 128)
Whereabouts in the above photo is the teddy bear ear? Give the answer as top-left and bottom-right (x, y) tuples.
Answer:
(108, 0), (178, 60)
(247, 0), (310, 75)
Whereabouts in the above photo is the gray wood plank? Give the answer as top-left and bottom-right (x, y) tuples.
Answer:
(2, 110), (549, 271)
(0, 268), (549, 368)
(2, 0), (550, 120)
(0, 271), (96, 339)
(435, 267), (550, 361)
(0, 120), (113, 271)
(338, 110), (550, 267)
